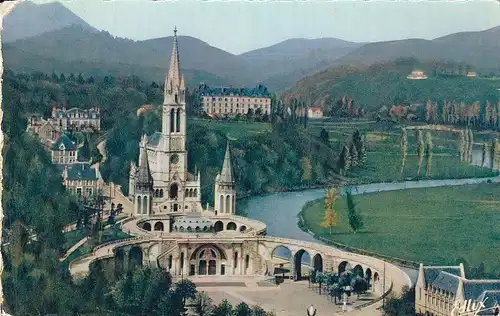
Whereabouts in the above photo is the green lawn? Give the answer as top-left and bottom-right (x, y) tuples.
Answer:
(302, 183), (500, 275)
(189, 118), (271, 140)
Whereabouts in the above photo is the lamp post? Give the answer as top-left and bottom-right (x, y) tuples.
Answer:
(306, 304), (316, 316)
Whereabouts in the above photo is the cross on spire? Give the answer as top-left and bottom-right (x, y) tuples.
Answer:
(174, 26), (177, 36)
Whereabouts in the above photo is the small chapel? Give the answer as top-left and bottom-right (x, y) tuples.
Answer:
(128, 28), (236, 216)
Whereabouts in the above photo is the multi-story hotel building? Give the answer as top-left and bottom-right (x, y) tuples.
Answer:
(199, 84), (271, 116)
(415, 263), (500, 316)
(62, 163), (103, 198)
(51, 133), (78, 165)
(50, 107), (101, 131)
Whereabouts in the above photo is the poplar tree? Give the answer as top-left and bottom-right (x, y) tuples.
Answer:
(416, 130), (425, 177)
(425, 132), (433, 178)
(481, 143), (487, 167)
(464, 127), (470, 163)
(458, 130), (466, 162)
(491, 138), (498, 170)
(349, 142), (359, 167)
(346, 189), (363, 233)
(321, 188), (340, 234)
(400, 127), (408, 178)
(468, 128), (474, 163)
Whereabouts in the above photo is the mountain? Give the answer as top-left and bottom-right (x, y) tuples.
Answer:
(333, 26), (500, 72)
(241, 38), (363, 90)
(4, 25), (249, 87)
(282, 58), (500, 111)
(3, 1), (97, 43)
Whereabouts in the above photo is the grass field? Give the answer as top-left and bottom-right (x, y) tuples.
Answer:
(301, 183), (500, 275)
(189, 118), (271, 140)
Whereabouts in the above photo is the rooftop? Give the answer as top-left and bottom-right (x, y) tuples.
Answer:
(65, 163), (99, 181)
(198, 83), (271, 98)
(51, 133), (76, 151)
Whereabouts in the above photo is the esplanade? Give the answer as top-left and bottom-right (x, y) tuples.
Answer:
(68, 28), (412, 314)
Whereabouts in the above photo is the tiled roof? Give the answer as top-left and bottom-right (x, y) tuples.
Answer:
(198, 83), (271, 98)
(463, 281), (500, 301)
(431, 271), (461, 294)
(51, 134), (76, 151)
(423, 266), (462, 285)
(66, 163), (99, 181)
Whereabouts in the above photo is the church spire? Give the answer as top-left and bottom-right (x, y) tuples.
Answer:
(137, 135), (153, 188)
(219, 141), (234, 183)
(164, 26), (181, 96)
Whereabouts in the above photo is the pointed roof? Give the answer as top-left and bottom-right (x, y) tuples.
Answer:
(137, 136), (153, 186)
(219, 141), (234, 183)
(51, 133), (76, 151)
(165, 27), (182, 94)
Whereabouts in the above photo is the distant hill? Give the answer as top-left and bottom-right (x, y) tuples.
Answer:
(333, 26), (500, 73)
(241, 38), (363, 90)
(4, 25), (246, 87)
(282, 58), (500, 111)
(3, 1), (97, 43)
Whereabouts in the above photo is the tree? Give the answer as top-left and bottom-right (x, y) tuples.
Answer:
(425, 132), (433, 178)
(320, 128), (330, 145)
(351, 276), (369, 299)
(352, 129), (366, 165)
(346, 189), (363, 233)
(193, 292), (213, 316)
(382, 286), (416, 316)
(175, 278), (197, 310)
(337, 145), (351, 176)
(321, 188), (340, 234)
(458, 130), (466, 162)
(400, 127), (408, 178)
(481, 142), (487, 167)
(251, 305), (268, 316)
(468, 128), (474, 163)
(234, 302), (252, 316)
(491, 138), (498, 170)
(464, 127), (470, 163)
(349, 142), (359, 167)
(212, 299), (233, 316)
(416, 130), (424, 177)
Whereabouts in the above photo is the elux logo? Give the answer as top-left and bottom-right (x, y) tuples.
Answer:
(450, 298), (496, 316)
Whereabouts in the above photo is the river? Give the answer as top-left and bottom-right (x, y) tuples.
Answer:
(242, 149), (499, 284)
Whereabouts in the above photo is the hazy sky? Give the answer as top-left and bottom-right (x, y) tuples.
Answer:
(32, 0), (500, 55)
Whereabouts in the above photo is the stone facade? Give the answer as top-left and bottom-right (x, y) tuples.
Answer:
(50, 107), (101, 132)
(128, 28), (236, 216)
(51, 133), (78, 164)
(199, 83), (271, 116)
(415, 263), (500, 316)
(63, 163), (103, 198)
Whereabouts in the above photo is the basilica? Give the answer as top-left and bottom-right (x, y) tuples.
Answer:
(128, 28), (236, 217)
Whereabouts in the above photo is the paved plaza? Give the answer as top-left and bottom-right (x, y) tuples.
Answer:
(188, 276), (380, 316)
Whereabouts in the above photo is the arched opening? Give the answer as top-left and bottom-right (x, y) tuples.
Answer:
(365, 268), (372, 285)
(185, 189), (189, 197)
(373, 272), (380, 290)
(129, 246), (143, 270)
(245, 254), (250, 274)
(219, 195), (224, 213)
(169, 183), (179, 199)
(293, 249), (311, 281)
(176, 108), (181, 132)
(232, 195), (235, 213)
(338, 261), (350, 275)
(180, 252), (185, 273)
(154, 222), (164, 231)
(352, 264), (364, 277)
(142, 196), (148, 214)
(142, 222), (152, 231)
(194, 189), (197, 197)
(271, 245), (292, 278)
(234, 251), (238, 272)
(225, 195), (231, 214)
(226, 222), (237, 231)
(160, 189), (164, 198)
(239, 225), (247, 232)
(214, 221), (223, 232)
(115, 248), (125, 277)
(173, 204), (178, 212)
(155, 189), (159, 197)
(168, 255), (173, 270)
(136, 195), (142, 214)
(192, 245), (226, 275)
(170, 108), (175, 133)
(313, 254), (323, 273)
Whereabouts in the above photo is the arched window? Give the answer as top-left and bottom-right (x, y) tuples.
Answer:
(245, 255), (250, 270)
(219, 195), (224, 213)
(226, 195), (231, 214)
(170, 108), (175, 133)
(142, 196), (148, 214)
(160, 189), (164, 198)
(185, 189), (189, 197)
(169, 183), (179, 199)
(176, 108), (181, 132)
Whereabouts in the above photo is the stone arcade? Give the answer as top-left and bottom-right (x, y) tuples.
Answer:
(68, 30), (411, 311)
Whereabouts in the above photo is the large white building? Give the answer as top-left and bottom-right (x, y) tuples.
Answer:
(128, 28), (236, 216)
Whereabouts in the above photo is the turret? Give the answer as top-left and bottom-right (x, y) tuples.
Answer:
(134, 135), (154, 215)
(214, 141), (236, 215)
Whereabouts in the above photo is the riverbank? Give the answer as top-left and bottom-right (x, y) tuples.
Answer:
(299, 182), (500, 277)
